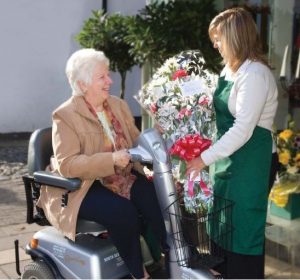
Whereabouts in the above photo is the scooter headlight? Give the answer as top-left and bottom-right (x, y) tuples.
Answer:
(30, 238), (39, 249)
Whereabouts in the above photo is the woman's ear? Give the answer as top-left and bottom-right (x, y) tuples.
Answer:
(77, 80), (87, 94)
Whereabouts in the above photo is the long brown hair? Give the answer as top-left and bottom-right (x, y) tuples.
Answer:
(208, 7), (269, 72)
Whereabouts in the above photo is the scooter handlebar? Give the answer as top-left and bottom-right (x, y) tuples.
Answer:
(128, 147), (153, 164)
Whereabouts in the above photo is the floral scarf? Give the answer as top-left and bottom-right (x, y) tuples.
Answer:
(84, 99), (136, 199)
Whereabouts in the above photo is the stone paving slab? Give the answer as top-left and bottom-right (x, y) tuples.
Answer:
(0, 178), (26, 201)
(0, 223), (42, 237)
(0, 208), (27, 228)
(0, 248), (30, 265)
(0, 178), (27, 227)
(0, 223), (43, 254)
(0, 268), (8, 279)
(265, 255), (300, 279)
(0, 222), (43, 279)
(0, 259), (31, 279)
(0, 227), (43, 252)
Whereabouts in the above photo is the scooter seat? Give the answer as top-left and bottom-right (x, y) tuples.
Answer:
(76, 219), (107, 233)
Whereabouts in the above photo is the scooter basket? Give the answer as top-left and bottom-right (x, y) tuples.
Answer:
(167, 195), (234, 269)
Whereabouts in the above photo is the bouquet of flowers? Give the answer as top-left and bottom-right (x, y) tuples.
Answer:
(135, 50), (218, 213)
(269, 116), (300, 207)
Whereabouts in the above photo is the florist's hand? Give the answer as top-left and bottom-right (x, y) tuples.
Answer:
(186, 157), (206, 181)
(154, 123), (164, 134)
(112, 149), (131, 168)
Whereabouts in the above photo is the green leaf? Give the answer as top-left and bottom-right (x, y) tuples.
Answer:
(76, 10), (136, 99)
(179, 160), (187, 180)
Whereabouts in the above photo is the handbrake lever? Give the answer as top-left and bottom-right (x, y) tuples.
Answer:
(128, 146), (153, 164)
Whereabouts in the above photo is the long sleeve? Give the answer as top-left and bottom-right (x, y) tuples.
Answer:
(201, 61), (278, 166)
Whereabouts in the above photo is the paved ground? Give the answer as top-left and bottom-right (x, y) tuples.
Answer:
(0, 135), (29, 227)
(0, 134), (44, 279)
(0, 223), (43, 279)
(0, 134), (300, 279)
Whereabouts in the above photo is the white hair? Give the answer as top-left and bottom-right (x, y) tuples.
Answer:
(65, 48), (109, 96)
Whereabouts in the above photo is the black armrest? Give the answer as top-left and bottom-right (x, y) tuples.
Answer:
(33, 171), (81, 191)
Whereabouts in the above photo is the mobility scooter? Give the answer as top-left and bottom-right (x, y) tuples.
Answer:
(15, 127), (232, 279)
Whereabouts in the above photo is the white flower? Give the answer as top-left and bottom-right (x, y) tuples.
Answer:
(151, 76), (167, 87)
(153, 86), (164, 99)
(287, 165), (298, 175)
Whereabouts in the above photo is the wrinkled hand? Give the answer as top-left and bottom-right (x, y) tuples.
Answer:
(186, 157), (206, 181)
(112, 149), (131, 168)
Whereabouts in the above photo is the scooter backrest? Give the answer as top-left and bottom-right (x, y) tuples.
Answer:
(27, 127), (53, 175)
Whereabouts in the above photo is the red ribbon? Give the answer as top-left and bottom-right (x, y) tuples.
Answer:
(169, 134), (211, 161)
(199, 179), (211, 196)
(188, 176), (194, 197)
(188, 176), (211, 197)
(169, 134), (212, 197)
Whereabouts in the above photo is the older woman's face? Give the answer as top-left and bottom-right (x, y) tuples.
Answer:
(86, 62), (113, 104)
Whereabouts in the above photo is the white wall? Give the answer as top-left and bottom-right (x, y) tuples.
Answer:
(0, 0), (145, 133)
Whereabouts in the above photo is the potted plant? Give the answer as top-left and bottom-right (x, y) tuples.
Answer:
(76, 10), (136, 99)
(125, 0), (222, 73)
(269, 116), (300, 219)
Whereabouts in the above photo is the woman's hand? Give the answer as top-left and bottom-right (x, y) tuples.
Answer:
(112, 149), (131, 168)
(154, 123), (164, 134)
(186, 157), (206, 180)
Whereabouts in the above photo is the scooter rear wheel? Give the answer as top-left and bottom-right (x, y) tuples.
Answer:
(22, 260), (54, 279)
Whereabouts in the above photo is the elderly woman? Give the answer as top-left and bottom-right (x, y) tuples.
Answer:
(37, 48), (166, 279)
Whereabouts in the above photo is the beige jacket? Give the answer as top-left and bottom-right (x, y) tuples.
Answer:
(37, 95), (143, 241)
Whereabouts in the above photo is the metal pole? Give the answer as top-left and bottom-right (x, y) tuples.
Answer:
(102, 0), (107, 13)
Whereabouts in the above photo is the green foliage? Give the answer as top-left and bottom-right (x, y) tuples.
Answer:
(76, 2), (222, 98)
(125, 0), (222, 73)
(76, 10), (135, 99)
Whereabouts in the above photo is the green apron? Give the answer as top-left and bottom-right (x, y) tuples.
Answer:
(211, 76), (272, 255)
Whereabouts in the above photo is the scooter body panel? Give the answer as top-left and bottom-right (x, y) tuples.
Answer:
(31, 227), (129, 279)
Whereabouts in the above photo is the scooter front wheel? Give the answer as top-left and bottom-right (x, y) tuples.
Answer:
(22, 260), (54, 279)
